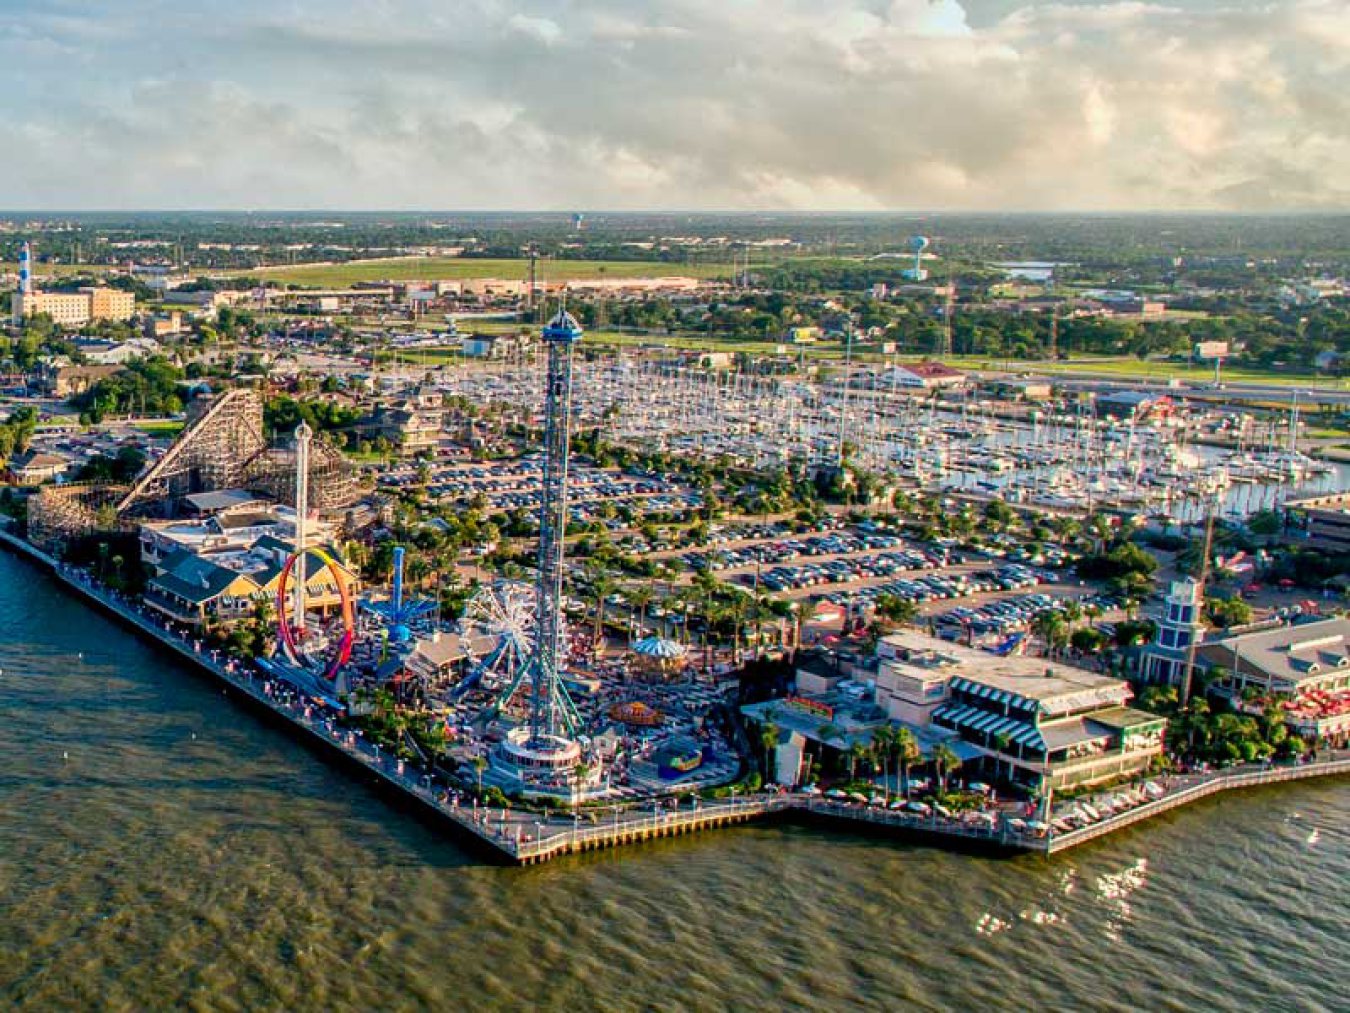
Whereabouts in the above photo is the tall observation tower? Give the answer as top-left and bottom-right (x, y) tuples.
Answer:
(291, 421), (313, 636)
(496, 306), (587, 794)
(529, 307), (583, 742)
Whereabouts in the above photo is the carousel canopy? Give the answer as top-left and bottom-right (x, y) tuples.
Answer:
(632, 635), (688, 660)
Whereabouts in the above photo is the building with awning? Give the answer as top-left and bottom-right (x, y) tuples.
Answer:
(144, 549), (263, 626)
(877, 631), (1165, 791)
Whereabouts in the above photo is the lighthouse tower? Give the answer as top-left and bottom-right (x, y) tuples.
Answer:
(1140, 578), (1206, 685)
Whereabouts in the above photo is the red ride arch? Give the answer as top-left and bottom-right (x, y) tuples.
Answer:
(275, 547), (355, 681)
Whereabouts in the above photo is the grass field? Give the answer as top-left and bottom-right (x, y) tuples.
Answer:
(0, 262), (111, 277)
(230, 257), (735, 288)
(390, 328), (1339, 388)
(132, 420), (185, 437)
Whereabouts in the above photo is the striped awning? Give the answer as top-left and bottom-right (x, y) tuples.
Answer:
(932, 703), (1046, 753)
(950, 676), (1042, 714)
(632, 636), (688, 660)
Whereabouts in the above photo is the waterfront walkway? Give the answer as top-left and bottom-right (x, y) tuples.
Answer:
(2, 528), (1347, 866)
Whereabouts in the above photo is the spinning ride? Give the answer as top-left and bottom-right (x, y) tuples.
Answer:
(275, 544), (356, 682)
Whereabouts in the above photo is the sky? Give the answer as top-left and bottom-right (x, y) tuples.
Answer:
(1, 0), (1347, 212)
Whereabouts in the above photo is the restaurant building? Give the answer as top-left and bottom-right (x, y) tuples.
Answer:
(876, 632), (1166, 791)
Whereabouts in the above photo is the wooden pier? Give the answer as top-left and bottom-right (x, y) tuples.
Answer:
(1044, 757), (1350, 853)
(2, 526), (1347, 867)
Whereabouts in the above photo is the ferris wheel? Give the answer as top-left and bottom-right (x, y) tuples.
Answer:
(460, 579), (540, 691)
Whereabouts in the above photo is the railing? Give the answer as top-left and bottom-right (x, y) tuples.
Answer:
(512, 795), (793, 861)
(801, 798), (1034, 847)
(4, 536), (1348, 868)
(1046, 755), (1350, 852)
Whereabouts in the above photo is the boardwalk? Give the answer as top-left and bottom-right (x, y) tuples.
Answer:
(1, 528), (1347, 866)
(1045, 756), (1350, 853)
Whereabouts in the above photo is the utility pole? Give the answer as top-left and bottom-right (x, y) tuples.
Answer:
(1179, 484), (1219, 708)
(942, 282), (955, 357)
(837, 321), (853, 468)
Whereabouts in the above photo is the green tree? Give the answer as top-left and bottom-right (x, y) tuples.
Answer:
(759, 722), (780, 782)
(875, 593), (919, 626)
(932, 742), (960, 795)
(1031, 610), (1069, 658)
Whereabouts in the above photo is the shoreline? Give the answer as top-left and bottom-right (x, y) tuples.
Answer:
(1, 526), (1346, 866)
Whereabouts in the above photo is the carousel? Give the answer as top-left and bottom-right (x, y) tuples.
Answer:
(630, 635), (689, 678)
(608, 700), (666, 727)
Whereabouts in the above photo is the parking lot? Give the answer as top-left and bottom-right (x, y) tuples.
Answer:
(378, 457), (702, 524)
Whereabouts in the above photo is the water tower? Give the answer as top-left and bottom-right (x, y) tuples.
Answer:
(902, 236), (930, 281)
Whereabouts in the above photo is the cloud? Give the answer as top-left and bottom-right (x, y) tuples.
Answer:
(0, 0), (1346, 210)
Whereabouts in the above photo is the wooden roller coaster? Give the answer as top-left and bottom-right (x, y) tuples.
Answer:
(30, 389), (359, 550)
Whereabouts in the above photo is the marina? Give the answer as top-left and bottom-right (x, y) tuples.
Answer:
(436, 358), (1349, 522)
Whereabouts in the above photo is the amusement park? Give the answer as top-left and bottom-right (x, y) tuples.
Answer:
(210, 308), (743, 809)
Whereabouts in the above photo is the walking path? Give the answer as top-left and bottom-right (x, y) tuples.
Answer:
(1, 527), (1346, 867)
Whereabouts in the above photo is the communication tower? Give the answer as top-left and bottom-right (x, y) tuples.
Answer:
(18, 241), (32, 295)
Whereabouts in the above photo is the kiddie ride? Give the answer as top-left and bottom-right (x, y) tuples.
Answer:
(260, 546), (356, 709)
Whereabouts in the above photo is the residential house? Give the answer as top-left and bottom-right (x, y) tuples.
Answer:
(9, 450), (70, 486)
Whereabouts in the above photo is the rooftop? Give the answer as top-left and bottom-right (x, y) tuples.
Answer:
(184, 489), (268, 513)
(879, 631), (1130, 715)
(903, 361), (965, 379)
(1206, 617), (1350, 687)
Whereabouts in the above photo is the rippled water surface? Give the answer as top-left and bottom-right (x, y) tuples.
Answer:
(1, 552), (1346, 1011)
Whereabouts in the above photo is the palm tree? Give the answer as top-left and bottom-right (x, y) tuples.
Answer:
(471, 754), (488, 795)
(932, 742), (960, 796)
(627, 585), (655, 644)
(589, 573), (616, 648)
(870, 727), (893, 800)
(1061, 600), (1083, 633)
(876, 593), (918, 627)
(1087, 512), (1114, 554)
(1051, 514), (1082, 544)
(1032, 610), (1069, 658)
(759, 723), (780, 781)
(892, 727), (920, 799)
(848, 741), (869, 781)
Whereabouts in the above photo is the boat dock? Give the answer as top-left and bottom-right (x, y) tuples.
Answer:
(2, 526), (1347, 866)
